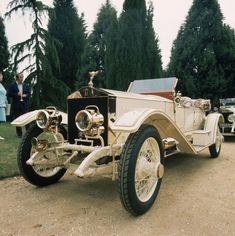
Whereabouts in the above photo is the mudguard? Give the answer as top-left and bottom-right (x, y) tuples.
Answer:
(111, 108), (196, 154)
(204, 112), (224, 144)
(11, 110), (68, 127)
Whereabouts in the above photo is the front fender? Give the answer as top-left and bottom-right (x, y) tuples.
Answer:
(111, 108), (196, 154)
(11, 110), (68, 127)
(111, 108), (159, 133)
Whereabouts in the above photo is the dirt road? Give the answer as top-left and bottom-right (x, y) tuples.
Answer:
(1, 137), (235, 236)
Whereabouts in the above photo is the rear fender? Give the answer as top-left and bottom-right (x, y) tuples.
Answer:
(204, 112), (224, 144)
(111, 108), (196, 154)
(11, 110), (68, 127)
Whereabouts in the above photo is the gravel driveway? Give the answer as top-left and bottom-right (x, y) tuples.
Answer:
(1, 137), (235, 236)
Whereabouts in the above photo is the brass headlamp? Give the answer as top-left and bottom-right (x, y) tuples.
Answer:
(36, 106), (62, 130)
(75, 105), (104, 136)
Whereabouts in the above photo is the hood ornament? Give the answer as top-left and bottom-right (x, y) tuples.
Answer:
(88, 71), (99, 87)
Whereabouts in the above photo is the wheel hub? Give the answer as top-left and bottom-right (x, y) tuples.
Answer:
(157, 163), (164, 179)
(136, 159), (164, 179)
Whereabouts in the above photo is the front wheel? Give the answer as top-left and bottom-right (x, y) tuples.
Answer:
(209, 126), (222, 158)
(118, 124), (164, 216)
(18, 123), (67, 186)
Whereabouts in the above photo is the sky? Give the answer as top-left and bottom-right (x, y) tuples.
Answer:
(0, 0), (235, 68)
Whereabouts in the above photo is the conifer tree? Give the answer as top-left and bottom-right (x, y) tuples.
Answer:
(216, 25), (235, 98)
(47, 0), (86, 92)
(105, 14), (119, 89)
(115, 0), (162, 91)
(0, 16), (9, 73)
(116, 0), (146, 90)
(0, 16), (12, 89)
(168, 0), (235, 105)
(5, 0), (63, 109)
(143, 1), (162, 79)
(79, 0), (118, 89)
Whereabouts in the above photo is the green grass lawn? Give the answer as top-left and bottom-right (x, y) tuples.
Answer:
(0, 122), (22, 179)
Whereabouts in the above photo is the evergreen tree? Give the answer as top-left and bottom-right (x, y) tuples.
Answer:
(0, 16), (11, 88)
(5, 0), (63, 109)
(168, 0), (235, 105)
(115, 0), (162, 91)
(143, 1), (162, 79)
(47, 0), (86, 92)
(78, 38), (98, 88)
(80, 0), (118, 88)
(216, 25), (235, 98)
(0, 16), (9, 72)
(116, 0), (146, 90)
(105, 12), (119, 89)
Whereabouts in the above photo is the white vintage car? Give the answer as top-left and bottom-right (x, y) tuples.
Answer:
(12, 75), (224, 216)
(219, 98), (235, 136)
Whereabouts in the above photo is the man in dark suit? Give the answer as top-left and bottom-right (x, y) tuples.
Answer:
(7, 72), (31, 137)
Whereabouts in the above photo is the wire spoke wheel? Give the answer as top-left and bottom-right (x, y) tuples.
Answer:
(135, 137), (161, 202)
(18, 123), (67, 186)
(118, 124), (164, 216)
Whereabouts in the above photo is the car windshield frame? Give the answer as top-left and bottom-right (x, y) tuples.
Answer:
(220, 98), (235, 107)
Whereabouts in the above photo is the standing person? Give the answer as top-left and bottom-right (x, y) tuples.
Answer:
(0, 71), (7, 140)
(0, 71), (7, 122)
(7, 72), (31, 137)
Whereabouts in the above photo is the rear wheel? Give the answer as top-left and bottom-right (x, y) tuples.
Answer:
(118, 124), (164, 216)
(18, 123), (67, 186)
(209, 126), (222, 158)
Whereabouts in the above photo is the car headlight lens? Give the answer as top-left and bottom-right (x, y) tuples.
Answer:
(36, 107), (62, 130)
(75, 110), (92, 131)
(36, 111), (50, 129)
(75, 106), (104, 136)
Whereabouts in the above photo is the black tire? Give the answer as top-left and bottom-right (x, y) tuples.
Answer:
(209, 126), (222, 158)
(118, 124), (164, 216)
(18, 123), (67, 187)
